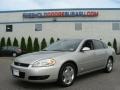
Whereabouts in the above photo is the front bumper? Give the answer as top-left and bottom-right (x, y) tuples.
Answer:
(10, 63), (59, 83)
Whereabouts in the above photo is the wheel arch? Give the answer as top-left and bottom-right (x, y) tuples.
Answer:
(57, 60), (78, 86)
(59, 60), (78, 75)
(108, 56), (114, 62)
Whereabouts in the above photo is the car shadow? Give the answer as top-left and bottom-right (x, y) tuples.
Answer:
(13, 81), (59, 89)
(12, 70), (105, 89)
(75, 70), (104, 83)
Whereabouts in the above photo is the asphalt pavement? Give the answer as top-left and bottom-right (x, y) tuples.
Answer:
(0, 56), (120, 90)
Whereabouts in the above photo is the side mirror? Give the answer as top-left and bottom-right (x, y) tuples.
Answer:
(81, 47), (90, 52)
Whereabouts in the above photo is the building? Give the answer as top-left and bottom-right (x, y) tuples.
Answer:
(0, 8), (120, 45)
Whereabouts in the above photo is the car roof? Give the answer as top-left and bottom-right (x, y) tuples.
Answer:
(61, 38), (101, 41)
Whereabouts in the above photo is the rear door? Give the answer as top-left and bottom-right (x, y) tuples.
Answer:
(92, 40), (108, 68)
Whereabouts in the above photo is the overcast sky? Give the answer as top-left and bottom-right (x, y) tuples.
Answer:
(0, 0), (120, 11)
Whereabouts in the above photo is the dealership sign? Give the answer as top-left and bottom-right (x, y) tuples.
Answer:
(23, 11), (98, 18)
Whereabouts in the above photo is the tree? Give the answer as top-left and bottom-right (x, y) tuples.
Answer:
(113, 38), (117, 54)
(41, 38), (47, 50)
(13, 38), (19, 47)
(50, 37), (54, 44)
(34, 38), (40, 51)
(27, 36), (33, 52)
(20, 37), (26, 51)
(1, 37), (5, 47)
(108, 42), (112, 46)
(7, 37), (12, 46)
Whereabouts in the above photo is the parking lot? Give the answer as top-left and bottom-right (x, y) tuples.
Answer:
(0, 56), (120, 90)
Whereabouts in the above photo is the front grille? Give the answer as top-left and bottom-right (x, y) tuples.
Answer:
(19, 72), (25, 78)
(14, 62), (29, 67)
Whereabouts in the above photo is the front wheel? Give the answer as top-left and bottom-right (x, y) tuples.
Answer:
(104, 58), (113, 73)
(58, 63), (76, 87)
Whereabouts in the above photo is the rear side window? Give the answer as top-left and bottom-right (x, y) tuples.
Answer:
(93, 40), (105, 49)
(7, 47), (14, 51)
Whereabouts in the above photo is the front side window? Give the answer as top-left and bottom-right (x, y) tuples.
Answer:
(82, 40), (94, 50)
(93, 40), (104, 49)
(6, 25), (13, 32)
(44, 40), (82, 51)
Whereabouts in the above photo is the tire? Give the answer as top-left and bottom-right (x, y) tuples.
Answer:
(12, 52), (17, 57)
(104, 58), (113, 73)
(58, 63), (76, 87)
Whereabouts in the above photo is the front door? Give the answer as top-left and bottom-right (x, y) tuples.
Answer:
(77, 40), (96, 73)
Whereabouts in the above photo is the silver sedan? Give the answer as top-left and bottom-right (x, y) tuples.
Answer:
(11, 39), (116, 87)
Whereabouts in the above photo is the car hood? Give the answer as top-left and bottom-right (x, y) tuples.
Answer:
(15, 51), (70, 64)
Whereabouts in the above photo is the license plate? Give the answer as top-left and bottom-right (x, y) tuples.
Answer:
(13, 69), (19, 76)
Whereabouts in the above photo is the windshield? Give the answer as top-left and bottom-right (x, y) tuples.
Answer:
(44, 39), (82, 51)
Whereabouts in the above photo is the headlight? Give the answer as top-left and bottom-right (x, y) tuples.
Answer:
(32, 59), (56, 67)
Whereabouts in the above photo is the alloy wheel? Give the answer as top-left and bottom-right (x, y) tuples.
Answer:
(107, 59), (113, 72)
(62, 66), (75, 85)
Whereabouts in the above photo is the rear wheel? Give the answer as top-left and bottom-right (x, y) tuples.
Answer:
(58, 63), (76, 87)
(104, 58), (113, 73)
